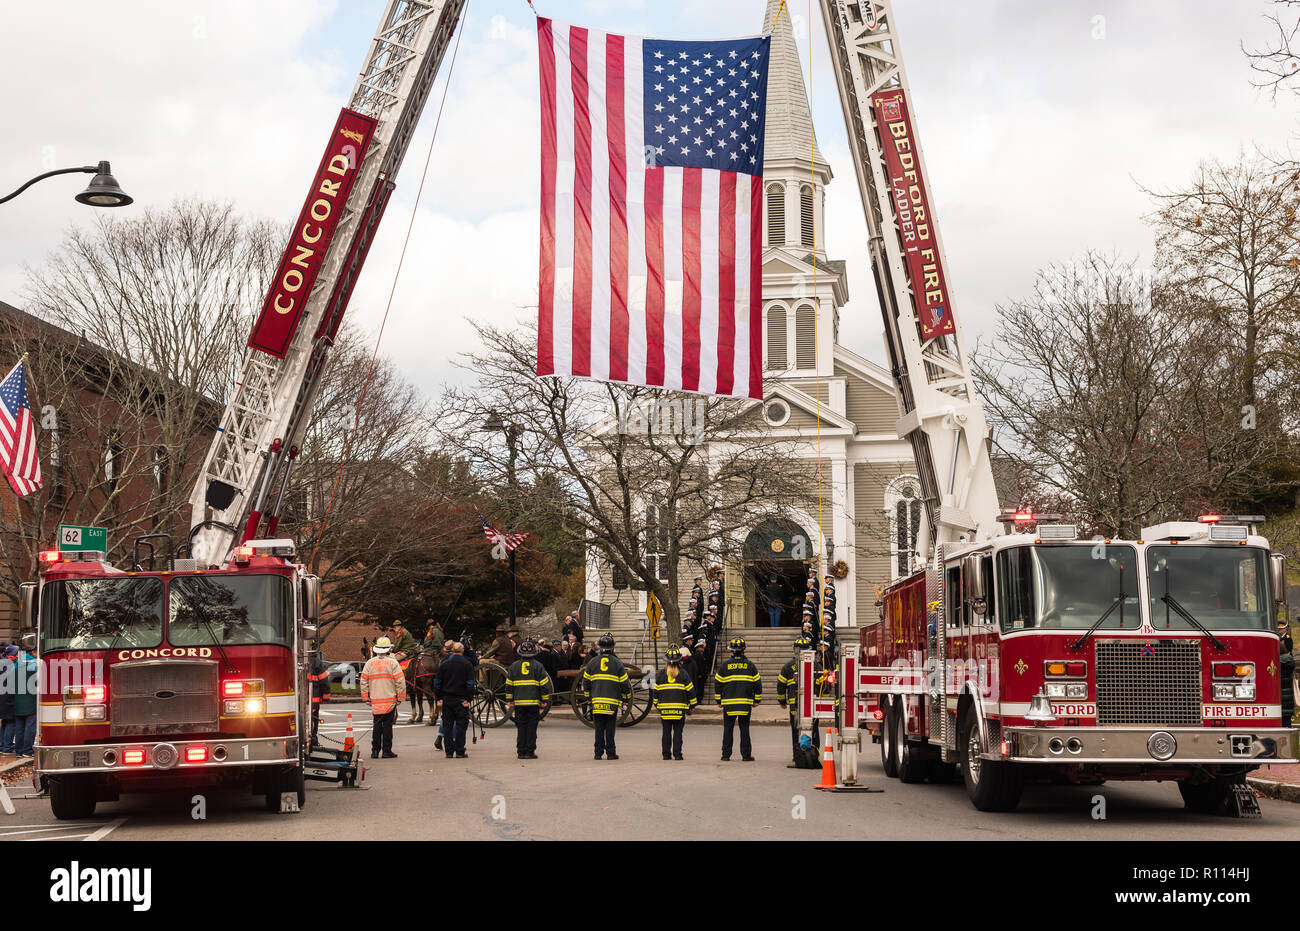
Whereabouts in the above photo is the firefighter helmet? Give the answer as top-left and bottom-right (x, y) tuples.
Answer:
(793, 637), (813, 651)
(372, 637), (393, 655)
(598, 634), (616, 652)
(665, 646), (683, 663)
(728, 636), (746, 654)
(518, 638), (538, 658)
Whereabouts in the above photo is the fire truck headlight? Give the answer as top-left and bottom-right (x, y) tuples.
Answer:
(63, 706), (84, 722)
(1234, 684), (1256, 701)
(1214, 683), (1235, 701)
(84, 704), (107, 722)
(223, 699), (245, 716)
(244, 697), (265, 714)
(1064, 683), (1088, 699)
(1045, 682), (1068, 698)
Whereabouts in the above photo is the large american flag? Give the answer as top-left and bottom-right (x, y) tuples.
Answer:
(0, 358), (41, 497)
(537, 19), (771, 400)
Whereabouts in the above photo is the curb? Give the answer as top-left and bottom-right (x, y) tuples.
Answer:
(1247, 776), (1300, 803)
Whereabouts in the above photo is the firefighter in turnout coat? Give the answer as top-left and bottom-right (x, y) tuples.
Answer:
(653, 647), (697, 760)
(715, 637), (762, 761)
(778, 637), (814, 762)
(582, 634), (631, 760)
(506, 639), (552, 759)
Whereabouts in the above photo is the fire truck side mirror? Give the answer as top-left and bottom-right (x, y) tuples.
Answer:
(1272, 554), (1288, 609)
(19, 582), (36, 632)
(302, 575), (321, 623)
(963, 556), (987, 613)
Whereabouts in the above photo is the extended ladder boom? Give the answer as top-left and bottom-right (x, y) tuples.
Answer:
(189, 0), (466, 566)
(819, 0), (1001, 561)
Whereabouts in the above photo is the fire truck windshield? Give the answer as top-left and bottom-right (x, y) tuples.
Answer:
(168, 575), (294, 647)
(40, 577), (164, 653)
(1146, 545), (1272, 632)
(996, 544), (1139, 632)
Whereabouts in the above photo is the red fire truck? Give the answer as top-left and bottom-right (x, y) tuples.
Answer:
(27, 0), (467, 820)
(857, 515), (1294, 812)
(803, 0), (1297, 816)
(23, 539), (319, 818)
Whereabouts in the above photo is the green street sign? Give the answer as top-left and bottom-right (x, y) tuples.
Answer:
(58, 525), (108, 553)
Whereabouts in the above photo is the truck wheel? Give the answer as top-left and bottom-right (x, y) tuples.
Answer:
(897, 735), (931, 784)
(1178, 772), (1244, 814)
(49, 775), (97, 820)
(880, 698), (900, 778)
(960, 709), (1022, 812)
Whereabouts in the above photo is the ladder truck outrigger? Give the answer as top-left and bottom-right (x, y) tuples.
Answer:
(797, 0), (1296, 815)
(24, 0), (467, 820)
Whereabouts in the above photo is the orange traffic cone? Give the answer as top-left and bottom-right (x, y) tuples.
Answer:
(814, 728), (837, 789)
(343, 712), (355, 755)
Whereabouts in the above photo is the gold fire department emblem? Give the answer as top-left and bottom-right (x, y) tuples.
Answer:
(1268, 661), (1277, 677)
(1014, 658), (1028, 676)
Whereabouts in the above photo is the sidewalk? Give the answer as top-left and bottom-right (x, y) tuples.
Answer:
(1247, 763), (1300, 803)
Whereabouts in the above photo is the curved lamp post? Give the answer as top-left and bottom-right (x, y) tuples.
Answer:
(0, 161), (132, 207)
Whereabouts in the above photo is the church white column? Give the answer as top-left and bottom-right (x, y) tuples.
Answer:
(831, 456), (850, 627)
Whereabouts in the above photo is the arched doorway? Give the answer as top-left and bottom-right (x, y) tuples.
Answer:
(743, 518), (814, 628)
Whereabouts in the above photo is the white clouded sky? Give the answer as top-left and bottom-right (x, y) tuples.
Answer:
(2, 0), (1297, 400)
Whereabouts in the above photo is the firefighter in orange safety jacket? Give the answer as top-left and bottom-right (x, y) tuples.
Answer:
(715, 637), (762, 762)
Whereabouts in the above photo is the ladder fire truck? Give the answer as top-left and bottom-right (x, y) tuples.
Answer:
(24, 0), (466, 820)
(797, 0), (1296, 814)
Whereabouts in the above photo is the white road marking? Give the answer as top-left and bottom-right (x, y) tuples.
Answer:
(86, 817), (127, 841)
(0, 817), (126, 841)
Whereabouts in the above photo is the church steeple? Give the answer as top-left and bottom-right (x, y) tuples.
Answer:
(762, 0), (829, 181)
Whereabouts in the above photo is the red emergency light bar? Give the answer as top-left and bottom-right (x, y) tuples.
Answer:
(997, 510), (1064, 525)
(39, 550), (61, 564)
(1198, 514), (1222, 523)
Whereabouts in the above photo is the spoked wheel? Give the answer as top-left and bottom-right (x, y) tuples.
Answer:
(539, 675), (554, 721)
(618, 672), (654, 727)
(959, 708), (1022, 812)
(570, 679), (596, 728)
(471, 661), (512, 728)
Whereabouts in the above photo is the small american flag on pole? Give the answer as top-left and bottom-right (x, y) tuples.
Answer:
(482, 518), (529, 553)
(0, 357), (42, 497)
(536, 19), (771, 399)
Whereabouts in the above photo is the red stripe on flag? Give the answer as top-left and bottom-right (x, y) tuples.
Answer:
(606, 34), (629, 382)
(748, 175), (763, 399)
(681, 168), (702, 392)
(644, 168), (665, 387)
(570, 25), (593, 377)
(716, 172), (737, 396)
(536, 19), (558, 376)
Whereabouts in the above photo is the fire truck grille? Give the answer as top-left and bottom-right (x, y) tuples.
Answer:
(110, 660), (220, 737)
(1095, 639), (1201, 726)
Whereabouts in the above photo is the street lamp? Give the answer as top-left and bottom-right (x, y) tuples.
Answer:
(0, 160), (132, 208)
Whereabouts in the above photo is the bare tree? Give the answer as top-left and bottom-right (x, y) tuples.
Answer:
(1144, 154), (1300, 411)
(973, 254), (1284, 538)
(23, 198), (283, 533)
(1245, 0), (1300, 100)
(437, 321), (816, 640)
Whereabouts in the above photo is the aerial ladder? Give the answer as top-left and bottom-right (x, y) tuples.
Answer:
(820, 0), (1002, 563)
(188, 0), (466, 566)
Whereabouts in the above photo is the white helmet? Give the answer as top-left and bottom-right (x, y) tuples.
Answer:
(373, 636), (393, 655)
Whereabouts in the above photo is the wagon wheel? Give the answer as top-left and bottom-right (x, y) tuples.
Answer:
(538, 674), (555, 721)
(618, 671), (654, 727)
(472, 661), (512, 728)
(569, 674), (596, 728)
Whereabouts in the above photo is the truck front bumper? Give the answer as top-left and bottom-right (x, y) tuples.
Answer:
(1001, 726), (1298, 765)
(36, 736), (299, 775)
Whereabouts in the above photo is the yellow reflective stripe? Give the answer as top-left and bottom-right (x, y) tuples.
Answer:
(588, 673), (624, 682)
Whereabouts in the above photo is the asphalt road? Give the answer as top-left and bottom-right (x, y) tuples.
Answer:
(4, 707), (1300, 841)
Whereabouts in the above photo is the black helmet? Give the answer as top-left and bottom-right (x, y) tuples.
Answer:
(793, 637), (813, 651)
(518, 638), (538, 658)
(665, 646), (683, 663)
(598, 634), (616, 652)
(728, 636), (746, 654)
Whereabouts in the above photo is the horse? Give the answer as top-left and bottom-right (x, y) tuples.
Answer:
(401, 647), (442, 725)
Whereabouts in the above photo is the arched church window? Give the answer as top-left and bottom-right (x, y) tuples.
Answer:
(885, 476), (923, 579)
(766, 304), (788, 369)
(800, 184), (814, 247)
(766, 183), (785, 246)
